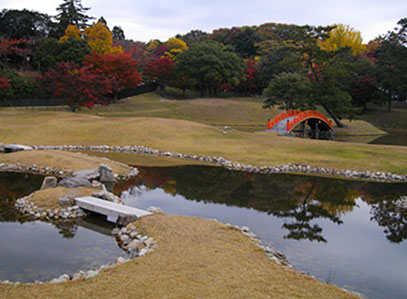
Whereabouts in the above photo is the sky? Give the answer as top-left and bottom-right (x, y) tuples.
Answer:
(1, 0), (406, 43)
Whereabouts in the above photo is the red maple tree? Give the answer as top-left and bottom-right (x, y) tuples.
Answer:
(84, 51), (142, 101)
(0, 76), (11, 92)
(144, 57), (174, 90)
(38, 61), (112, 112)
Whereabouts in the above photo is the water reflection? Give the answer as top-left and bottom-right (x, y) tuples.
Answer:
(0, 172), (127, 282)
(116, 165), (407, 244)
(117, 165), (407, 298)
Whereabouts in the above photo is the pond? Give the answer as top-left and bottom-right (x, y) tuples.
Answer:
(0, 172), (127, 283)
(116, 165), (407, 299)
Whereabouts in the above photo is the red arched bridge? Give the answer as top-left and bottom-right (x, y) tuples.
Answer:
(266, 110), (335, 140)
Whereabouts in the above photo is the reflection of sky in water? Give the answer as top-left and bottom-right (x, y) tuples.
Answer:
(122, 187), (407, 299)
(0, 220), (126, 283)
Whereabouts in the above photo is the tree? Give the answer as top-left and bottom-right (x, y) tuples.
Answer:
(112, 26), (125, 40)
(164, 37), (188, 61)
(84, 22), (123, 54)
(144, 57), (174, 90)
(227, 27), (261, 58)
(175, 41), (244, 96)
(286, 25), (357, 127)
(238, 57), (260, 94)
(0, 9), (58, 39)
(0, 38), (33, 69)
(0, 75), (10, 92)
(38, 61), (112, 112)
(375, 18), (407, 111)
(175, 30), (208, 45)
(0, 68), (37, 102)
(319, 24), (365, 55)
(34, 37), (91, 72)
(263, 72), (313, 110)
(59, 24), (81, 42)
(56, 0), (94, 32)
(84, 51), (142, 101)
(257, 45), (296, 89)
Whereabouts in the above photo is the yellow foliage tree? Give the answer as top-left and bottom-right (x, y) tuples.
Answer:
(59, 24), (81, 42)
(84, 22), (123, 54)
(319, 24), (365, 55)
(164, 37), (188, 61)
(147, 39), (160, 51)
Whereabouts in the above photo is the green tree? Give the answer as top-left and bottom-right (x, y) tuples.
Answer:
(34, 37), (91, 72)
(56, 0), (94, 33)
(0, 9), (59, 38)
(287, 25), (357, 127)
(375, 18), (407, 111)
(263, 72), (313, 110)
(175, 41), (244, 96)
(112, 26), (125, 40)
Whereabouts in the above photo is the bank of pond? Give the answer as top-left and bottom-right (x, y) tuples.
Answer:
(1, 166), (407, 298)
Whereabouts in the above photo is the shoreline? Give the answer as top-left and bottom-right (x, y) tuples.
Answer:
(26, 144), (407, 182)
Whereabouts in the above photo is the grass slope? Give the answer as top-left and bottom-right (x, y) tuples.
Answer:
(0, 108), (406, 174)
(0, 214), (357, 298)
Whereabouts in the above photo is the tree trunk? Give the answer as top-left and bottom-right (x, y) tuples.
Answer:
(113, 92), (118, 103)
(70, 98), (80, 112)
(387, 96), (392, 112)
(320, 102), (344, 128)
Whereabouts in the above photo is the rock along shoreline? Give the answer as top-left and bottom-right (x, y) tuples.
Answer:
(27, 144), (407, 183)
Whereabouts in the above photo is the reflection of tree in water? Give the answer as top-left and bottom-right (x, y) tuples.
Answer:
(0, 172), (44, 222)
(118, 165), (407, 243)
(363, 183), (407, 243)
(52, 220), (78, 239)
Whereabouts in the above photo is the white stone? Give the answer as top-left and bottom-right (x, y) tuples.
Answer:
(84, 270), (99, 279)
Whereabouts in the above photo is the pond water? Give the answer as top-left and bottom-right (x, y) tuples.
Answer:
(116, 165), (407, 299)
(0, 172), (127, 283)
(369, 132), (407, 146)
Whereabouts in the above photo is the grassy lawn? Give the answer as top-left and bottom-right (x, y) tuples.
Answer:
(0, 150), (131, 175)
(0, 95), (406, 174)
(0, 213), (356, 298)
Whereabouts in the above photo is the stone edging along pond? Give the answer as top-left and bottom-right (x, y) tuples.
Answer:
(31, 144), (407, 182)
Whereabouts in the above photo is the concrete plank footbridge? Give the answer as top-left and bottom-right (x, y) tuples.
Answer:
(266, 110), (335, 140)
(75, 196), (151, 223)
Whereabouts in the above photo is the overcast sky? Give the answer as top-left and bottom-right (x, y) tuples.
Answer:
(1, 0), (406, 43)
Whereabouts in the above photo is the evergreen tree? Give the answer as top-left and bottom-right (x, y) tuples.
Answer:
(56, 0), (94, 32)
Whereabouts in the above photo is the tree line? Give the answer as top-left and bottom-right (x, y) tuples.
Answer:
(0, 0), (406, 121)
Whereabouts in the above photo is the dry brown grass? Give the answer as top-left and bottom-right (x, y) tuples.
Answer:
(30, 186), (99, 209)
(78, 150), (216, 167)
(0, 150), (130, 175)
(0, 112), (406, 173)
(0, 214), (357, 298)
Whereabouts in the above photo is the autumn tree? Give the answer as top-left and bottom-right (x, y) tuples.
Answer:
(144, 57), (174, 90)
(38, 61), (112, 112)
(0, 38), (33, 69)
(175, 41), (244, 96)
(84, 22), (122, 54)
(0, 76), (10, 90)
(84, 51), (142, 101)
(263, 72), (313, 110)
(59, 24), (81, 42)
(319, 24), (365, 55)
(164, 37), (188, 61)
